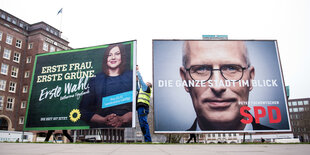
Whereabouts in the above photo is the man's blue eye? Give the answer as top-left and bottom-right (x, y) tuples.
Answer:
(222, 65), (241, 72)
(198, 67), (207, 71)
(194, 66), (211, 73)
(228, 66), (237, 71)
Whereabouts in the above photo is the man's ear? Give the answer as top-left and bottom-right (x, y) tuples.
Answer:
(180, 66), (190, 92)
(249, 66), (255, 91)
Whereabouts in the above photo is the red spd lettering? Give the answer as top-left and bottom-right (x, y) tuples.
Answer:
(240, 106), (252, 124)
(268, 106), (281, 123)
(240, 106), (282, 124)
(254, 106), (266, 124)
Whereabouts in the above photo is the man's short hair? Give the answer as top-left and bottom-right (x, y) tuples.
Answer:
(182, 41), (251, 68)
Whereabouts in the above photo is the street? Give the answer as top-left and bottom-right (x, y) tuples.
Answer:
(0, 143), (309, 155)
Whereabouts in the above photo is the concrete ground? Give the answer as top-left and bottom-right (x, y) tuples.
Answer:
(0, 143), (309, 155)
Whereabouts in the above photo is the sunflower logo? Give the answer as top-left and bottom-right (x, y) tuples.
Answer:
(69, 109), (81, 123)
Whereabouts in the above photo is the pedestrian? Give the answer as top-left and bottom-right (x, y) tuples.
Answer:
(44, 130), (73, 143)
(261, 137), (265, 143)
(186, 134), (196, 143)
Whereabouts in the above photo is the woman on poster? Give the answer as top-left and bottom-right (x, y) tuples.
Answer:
(79, 43), (133, 128)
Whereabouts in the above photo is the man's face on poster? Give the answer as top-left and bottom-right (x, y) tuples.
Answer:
(180, 41), (255, 126)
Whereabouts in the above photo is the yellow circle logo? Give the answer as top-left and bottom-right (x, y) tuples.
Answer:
(69, 109), (81, 122)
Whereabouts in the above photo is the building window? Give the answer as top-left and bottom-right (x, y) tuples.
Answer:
(1, 13), (5, 19)
(6, 35), (13, 45)
(8, 82), (17, 93)
(21, 101), (26, 109)
(19, 22), (24, 28)
(0, 79), (6, 91)
(293, 108), (298, 112)
(12, 19), (17, 25)
(15, 39), (22, 48)
(6, 97), (14, 110)
(19, 117), (24, 124)
(295, 115), (299, 119)
(292, 101), (297, 106)
(288, 102), (291, 106)
(289, 108), (292, 112)
(28, 43), (33, 49)
(298, 107), (304, 112)
(22, 85), (28, 93)
(3, 48), (11, 60)
(0, 31), (3, 41)
(13, 52), (21, 63)
(1, 63), (9, 75)
(26, 56), (32, 63)
(43, 42), (49, 51)
(24, 71), (30, 78)
(0, 96), (3, 110)
(11, 66), (19, 78)
(50, 45), (55, 52)
(7, 16), (11, 22)
(6, 16), (11, 22)
(304, 100), (309, 105)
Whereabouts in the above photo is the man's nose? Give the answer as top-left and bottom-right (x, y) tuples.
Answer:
(210, 70), (226, 96)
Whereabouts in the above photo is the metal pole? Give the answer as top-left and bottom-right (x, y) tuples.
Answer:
(243, 133), (245, 143)
(21, 131), (24, 143)
(73, 130), (77, 143)
(134, 128), (136, 143)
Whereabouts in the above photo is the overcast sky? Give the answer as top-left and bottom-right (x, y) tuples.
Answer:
(1, 0), (309, 99)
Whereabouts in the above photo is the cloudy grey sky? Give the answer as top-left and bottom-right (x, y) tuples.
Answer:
(1, 0), (309, 99)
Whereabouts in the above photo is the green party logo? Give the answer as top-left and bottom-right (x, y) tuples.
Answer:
(69, 109), (81, 123)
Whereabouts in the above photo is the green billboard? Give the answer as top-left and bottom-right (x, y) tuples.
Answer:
(24, 40), (136, 130)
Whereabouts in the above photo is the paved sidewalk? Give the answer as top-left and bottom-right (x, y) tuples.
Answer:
(0, 143), (309, 155)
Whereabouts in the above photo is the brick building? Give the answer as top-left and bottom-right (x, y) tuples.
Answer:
(287, 98), (310, 142)
(0, 9), (71, 132)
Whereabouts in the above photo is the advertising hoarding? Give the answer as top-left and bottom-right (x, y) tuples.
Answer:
(24, 40), (136, 130)
(153, 40), (290, 133)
